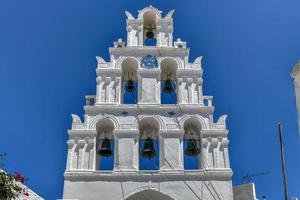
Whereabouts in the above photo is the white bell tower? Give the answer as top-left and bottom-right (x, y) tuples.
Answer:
(63, 6), (234, 200)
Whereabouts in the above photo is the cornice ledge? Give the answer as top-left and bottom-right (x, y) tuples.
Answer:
(114, 130), (139, 137)
(201, 129), (228, 138)
(160, 129), (184, 137)
(177, 68), (202, 75)
(96, 68), (122, 76)
(138, 68), (161, 74)
(64, 169), (232, 182)
(84, 104), (214, 115)
(68, 129), (97, 137)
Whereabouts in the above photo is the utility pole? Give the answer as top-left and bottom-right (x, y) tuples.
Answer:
(278, 123), (289, 200)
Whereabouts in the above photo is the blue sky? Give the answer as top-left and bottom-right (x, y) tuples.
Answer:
(0, 0), (300, 199)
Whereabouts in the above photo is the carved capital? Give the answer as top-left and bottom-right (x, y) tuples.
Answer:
(210, 138), (219, 147)
(126, 26), (132, 32)
(105, 77), (111, 83)
(177, 77), (183, 84)
(221, 138), (229, 147)
(67, 140), (75, 148)
(187, 78), (194, 85)
(96, 76), (102, 84)
(198, 78), (203, 85)
(201, 138), (209, 147)
(77, 140), (86, 148)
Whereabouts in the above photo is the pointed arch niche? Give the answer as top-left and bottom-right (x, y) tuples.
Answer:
(183, 118), (202, 170)
(96, 118), (115, 170)
(121, 58), (138, 104)
(138, 117), (160, 170)
(161, 58), (178, 104)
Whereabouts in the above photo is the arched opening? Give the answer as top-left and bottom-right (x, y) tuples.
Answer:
(143, 11), (157, 46)
(183, 118), (202, 170)
(161, 58), (177, 104)
(121, 58), (138, 104)
(96, 118), (115, 170)
(126, 189), (175, 200)
(139, 117), (160, 170)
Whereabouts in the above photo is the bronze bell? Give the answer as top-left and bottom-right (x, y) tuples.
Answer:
(163, 79), (173, 93)
(184, 138), (201, 156)
(98, 138), (113, 157)
(145, 25), (154, 39)
(126, 79), (135, 93)
(146, 29), (154, 39)
(140, 137), (156, 159)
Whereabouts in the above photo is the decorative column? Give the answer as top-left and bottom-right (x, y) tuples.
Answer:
(115, 76), (121, 104)
(205, 138), (214, 169)
(177, 78), (183, 104)
(160, 130), (184, 171)
(77, 140), (86, 170)
(187, 78), (193, 104)
(198, 78), (203, 104)
(156, 19), (173, 47)
(105, 77), (111, 103)
(82, 141), (93, 170)
(96, 76), (102, 104)
(96, 76), (106, 103)
(201, 138), (209, 169)
(114, 130), (139, 171)
(66, 140), (75, 170)
(71, 142), (79, 170)
(211, 138), (220, 168)
(178, 76), (189, 104)
(126, 21), (143, 47)
(221, 138), (230, 168)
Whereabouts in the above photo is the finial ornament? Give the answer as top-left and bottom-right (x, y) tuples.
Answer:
(193, 56), (203, 64)
(217, 115), (228, 129)
(96, 56), (106, 64)
(125, 11), (135, 19)
(165, 9), (175, 18)
(71, 114), (82, 124)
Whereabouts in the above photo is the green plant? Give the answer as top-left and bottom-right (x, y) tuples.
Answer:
(0, 153), (29, 199)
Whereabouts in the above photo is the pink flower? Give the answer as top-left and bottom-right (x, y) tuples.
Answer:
(24, 192), (29, 196)
(14, 172), (25, 183)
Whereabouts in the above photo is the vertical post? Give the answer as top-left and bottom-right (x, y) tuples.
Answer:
(278, 123), (289, 200)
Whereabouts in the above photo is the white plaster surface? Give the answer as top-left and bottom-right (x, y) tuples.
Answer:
(291, 59), (300, 135)
(63, 6), (240, 200)
(233, 183), (257, 200)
